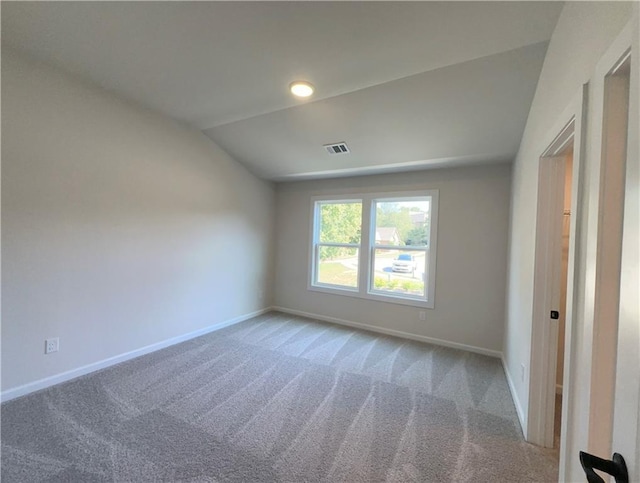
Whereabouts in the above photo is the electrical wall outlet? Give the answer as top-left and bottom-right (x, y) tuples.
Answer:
(45, 337), (59, 354)
(520, 363), (526, 382)
(418, 311), (426, 321)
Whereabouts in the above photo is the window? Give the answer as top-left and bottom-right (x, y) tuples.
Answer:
(310, 191), (438, 308)
(371, 197), (431, 300)
(311, 200), (362, 290)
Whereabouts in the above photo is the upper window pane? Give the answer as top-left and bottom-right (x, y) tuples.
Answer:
(374, 199), (431, 247)
(318, 202), (362, 244)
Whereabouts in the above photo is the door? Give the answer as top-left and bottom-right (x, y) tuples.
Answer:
(560, 10), (639, 482)
(580, 9), (638, 481)
(610, 7), (639, 479)
(593, 17), (639, 478)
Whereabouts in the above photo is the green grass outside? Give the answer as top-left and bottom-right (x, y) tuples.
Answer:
(318, 261), (425, 296)
(373, 277), (424, 295)
(317, 261), (358, 287)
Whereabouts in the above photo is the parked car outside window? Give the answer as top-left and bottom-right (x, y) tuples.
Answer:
(392, 253), (417, 273)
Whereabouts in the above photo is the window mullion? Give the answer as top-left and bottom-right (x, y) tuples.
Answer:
(358, 196), (372, 295)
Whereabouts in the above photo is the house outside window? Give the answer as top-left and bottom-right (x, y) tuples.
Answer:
(375, 227), (400, 245)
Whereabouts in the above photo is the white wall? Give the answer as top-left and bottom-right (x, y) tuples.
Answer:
(274, 164), (511, 354)
(1, 50), (276, 394)
(503, 0), (632, 451)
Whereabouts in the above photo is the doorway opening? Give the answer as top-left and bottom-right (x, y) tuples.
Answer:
(528, 111), (581, 454)
(554, 142), (573, 455)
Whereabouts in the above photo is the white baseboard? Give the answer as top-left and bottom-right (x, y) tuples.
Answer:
(501, 356), (528, 437)
(271, 306), (502, 359)
(1, 307), (270, 403)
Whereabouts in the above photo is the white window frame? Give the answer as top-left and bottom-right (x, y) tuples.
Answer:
(309, 190), (439, 309)
(309, 197), (363, 292)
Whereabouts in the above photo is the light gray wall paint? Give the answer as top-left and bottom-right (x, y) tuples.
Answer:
(1, 50), (276, 392)
(274, 164), (511, 353)
(503, 0), (633, 449)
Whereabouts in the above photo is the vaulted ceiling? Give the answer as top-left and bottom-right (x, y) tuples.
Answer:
(2, 2), (563, 180)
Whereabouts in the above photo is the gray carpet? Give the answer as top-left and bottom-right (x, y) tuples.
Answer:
(1, 312), (558, 482)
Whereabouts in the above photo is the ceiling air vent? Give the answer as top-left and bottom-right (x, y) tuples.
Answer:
(324, 142), (350, 155)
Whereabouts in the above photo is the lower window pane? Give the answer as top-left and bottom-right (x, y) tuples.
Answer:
(317, 246), (359, 288)
(372, 249), (426, 297)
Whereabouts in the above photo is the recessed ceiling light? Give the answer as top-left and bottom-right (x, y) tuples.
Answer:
(290, 81), (314, 98)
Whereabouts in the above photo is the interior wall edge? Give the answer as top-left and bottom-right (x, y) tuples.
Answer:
(502, 355), (528, 437)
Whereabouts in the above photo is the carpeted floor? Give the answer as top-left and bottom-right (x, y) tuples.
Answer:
(1, 312), (558, 482)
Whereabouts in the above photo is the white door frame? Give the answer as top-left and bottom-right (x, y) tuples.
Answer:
(527, 88), (588, 455)
(611, 7), (639, 478)
(588, 47), (630, 460)
(561, 17), (636, 482)
(526, 12), (637, 482)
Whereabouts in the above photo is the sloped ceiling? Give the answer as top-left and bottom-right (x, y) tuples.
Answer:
(2, 2), (563, 180)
